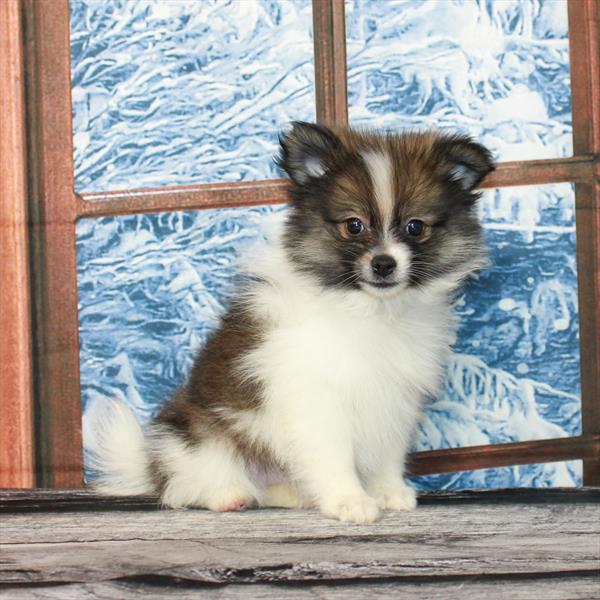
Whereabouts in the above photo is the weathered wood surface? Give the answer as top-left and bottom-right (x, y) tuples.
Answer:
(3, 576), (600, 600)
(0, 489), (598, 599)
(2, 487), (597, 512)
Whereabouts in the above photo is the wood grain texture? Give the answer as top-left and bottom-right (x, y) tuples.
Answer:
(408, 434), (600, 476)
(312, 0), (348, 126)
(78, 179), (289, 218)
(569, 0), (600, 156)
(0, 0), (35, 488)
(0, 491), (598, 591)
(76, 156), (596, 218)
(23, 0), (83, 488)
(568, 0), (600, 486)
(2, 575), (600, 600)
(2, 488), (597, 513)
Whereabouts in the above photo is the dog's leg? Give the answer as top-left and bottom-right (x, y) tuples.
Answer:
(151, 430), (259, 511)
(366, 458), (417, 512)
(262, 482), (302, 509)
(281, 401), (380, 524)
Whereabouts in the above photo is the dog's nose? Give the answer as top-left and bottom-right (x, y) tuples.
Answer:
(371, 254), (397, 278)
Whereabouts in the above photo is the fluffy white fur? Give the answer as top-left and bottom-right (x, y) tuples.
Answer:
(92, 233), (460, 523)
(238, 241), (455, 521)
(360, 151), (395, 227)
(152, 429), (260, 511)
(89, 399), (154, 495)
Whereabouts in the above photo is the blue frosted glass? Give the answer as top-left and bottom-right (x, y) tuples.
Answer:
(346, 0), (572, 161)
(77, 205), (285, 423)
(78, 184), (581, 489)
(74, 0), (581, 490)
(70, 0), (315, 192)
(410, 461), (582, 491)
(410, 183), (581, 489)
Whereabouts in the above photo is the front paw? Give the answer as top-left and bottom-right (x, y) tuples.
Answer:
(320, 493), (380, 524)
(372, 481), (417, 512)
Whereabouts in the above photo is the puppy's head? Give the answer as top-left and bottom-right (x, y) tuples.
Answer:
(277, 122), (494, 297)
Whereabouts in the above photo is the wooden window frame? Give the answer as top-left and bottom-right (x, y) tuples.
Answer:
(0, 0), (34, 488)
(2, 0), (597, 488)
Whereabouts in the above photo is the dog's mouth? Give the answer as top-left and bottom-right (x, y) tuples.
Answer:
(365, 281), (399, 289)
(359, 279), (402, 291)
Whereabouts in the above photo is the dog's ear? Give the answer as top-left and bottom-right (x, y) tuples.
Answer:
(438, 135), (495, 192)
(277, 122), (341, 185)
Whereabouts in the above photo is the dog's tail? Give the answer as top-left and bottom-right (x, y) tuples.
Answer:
(87, 400), (156, 495)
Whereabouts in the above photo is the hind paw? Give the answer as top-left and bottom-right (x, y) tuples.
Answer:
(206, 490), (255, 512)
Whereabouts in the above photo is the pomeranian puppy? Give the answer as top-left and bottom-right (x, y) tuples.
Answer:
(92, 122), (494, 523)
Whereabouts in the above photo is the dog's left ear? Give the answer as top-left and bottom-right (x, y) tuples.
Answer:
(439, 135), (495, 192)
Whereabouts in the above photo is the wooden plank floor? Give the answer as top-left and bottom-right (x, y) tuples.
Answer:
(0, 489), (598, 599)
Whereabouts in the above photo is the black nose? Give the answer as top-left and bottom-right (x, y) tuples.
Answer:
(371, 254), (397, 278)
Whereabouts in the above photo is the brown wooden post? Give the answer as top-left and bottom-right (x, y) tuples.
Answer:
(312, 0), (348, 127)
(24, 0), (84, 488)
(75, 156), (596, 218)
(0, 0), (35, 488)
(408, 435), (600, 476)
(76, 180), (289, 218)
(568, 0), (600, 486)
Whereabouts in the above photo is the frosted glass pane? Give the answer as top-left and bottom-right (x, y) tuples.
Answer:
(70, 0), (315, 192)
(411, 461), (582, 492)
(77, 206), (284, 420)
(412, 183), (580, 489)
(346, 0), (572, 161)
(78, 183), (581, 489)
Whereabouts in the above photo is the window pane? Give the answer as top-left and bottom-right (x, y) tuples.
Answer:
(415, 183), (580, 448)
(411, 461), (582, 491)
(77, 206), (285, 424)
(346, 0), (572, 161)
(70, 0), (314, 193)
(78, 183), (580, 489)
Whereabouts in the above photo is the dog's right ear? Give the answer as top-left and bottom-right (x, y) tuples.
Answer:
(277, 122), (341, 186)
(438, 135), (495, 192)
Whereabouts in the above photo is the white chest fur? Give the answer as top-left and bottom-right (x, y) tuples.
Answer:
(237, 249), (457, 482)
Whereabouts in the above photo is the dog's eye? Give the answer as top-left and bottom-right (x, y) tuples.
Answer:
(405, 219), (425, 238)
(345, 218), (365, 235)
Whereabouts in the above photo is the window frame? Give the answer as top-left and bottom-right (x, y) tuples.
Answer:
(3, 0), (598, 488)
